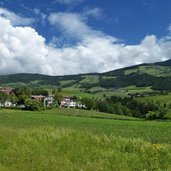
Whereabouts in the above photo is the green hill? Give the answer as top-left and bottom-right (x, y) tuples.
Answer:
(1, 59), (171, 91)
(100, 59), (171, 90)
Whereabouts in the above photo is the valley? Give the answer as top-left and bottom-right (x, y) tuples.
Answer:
(1, 59), (171, 170)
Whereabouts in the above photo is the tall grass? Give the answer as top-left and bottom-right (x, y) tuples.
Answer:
(1, 127), (171, 171)
(1, 109), (171, 144)
(1, 109), (171, 170)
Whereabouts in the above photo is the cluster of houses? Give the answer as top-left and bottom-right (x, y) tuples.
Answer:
(32, 95), (85, 108)
(0, 87), (84, 108)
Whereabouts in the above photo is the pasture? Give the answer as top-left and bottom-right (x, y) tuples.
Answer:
(0, 108), (171, 170)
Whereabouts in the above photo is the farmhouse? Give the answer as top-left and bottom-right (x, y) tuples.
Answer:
(44, 96), (54, 107)
(60, 96), (77, 108)
(65, 100), (77, 108)
(0, 87), (16, 95)
(0, 87), (16, 107)
(60, 96), (85, 108)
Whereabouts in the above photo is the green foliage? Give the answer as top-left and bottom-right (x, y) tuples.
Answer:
(125, 65), (171, 77)
(52, 89), (63, 105)
(0, 73), (60, 86)
(0, 91), (8, 105)
(60, 80), (78, 88)
(15, 85), (31, 97)
(32, 88), (49, 96)
(146, 108), (167, 119)
(96, 99), (131, 116)
(96, 95), (167, 119)
(24, 98), (43, 111)
(81, 97), (95, 110)
(8, 94), (18, 105)
(15, 85), (31, 105)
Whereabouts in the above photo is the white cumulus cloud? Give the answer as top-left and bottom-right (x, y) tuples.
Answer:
(46, 12), (169, 75)
(0, 17), (52, 75)
(47, 34), (168, 75)
(0, 7), (34, 26)
(48, 12), (99, 39)
(0, 10), (171, 76)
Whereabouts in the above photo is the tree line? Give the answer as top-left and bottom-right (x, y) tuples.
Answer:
(0, 85), (168, 119)
(80, 95), (167, 119)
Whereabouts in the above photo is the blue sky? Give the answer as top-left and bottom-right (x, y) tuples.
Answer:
(0, 0), (171, 75)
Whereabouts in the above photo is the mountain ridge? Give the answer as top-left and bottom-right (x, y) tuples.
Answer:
(0, 59), (171, 90)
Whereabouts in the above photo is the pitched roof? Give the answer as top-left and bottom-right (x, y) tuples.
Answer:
(31, 95), (45, 100)
(1, 87), (15, 95)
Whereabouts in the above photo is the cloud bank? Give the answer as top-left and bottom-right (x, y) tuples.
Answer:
(0, 17), (52, 74)
(0, 9), (171, 75)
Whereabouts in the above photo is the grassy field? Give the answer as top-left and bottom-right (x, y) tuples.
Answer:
(124, 65), (171, 77)
(62, 84), (155, 98)
(137, 92), (171, 118)
(139, 92), (171, 104)
(0, 108), (171, 170)
(61, 88), (94, 98)
(122, 85), (153, 93)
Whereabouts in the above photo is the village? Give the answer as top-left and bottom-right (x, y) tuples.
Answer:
(0, 86), (86, 109)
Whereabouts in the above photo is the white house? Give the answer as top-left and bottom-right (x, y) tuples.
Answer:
(60, 96), (86, 108)
(60, 96), (77, 108)
(44, 96), (54, 107)
(65, 100), (77, 108)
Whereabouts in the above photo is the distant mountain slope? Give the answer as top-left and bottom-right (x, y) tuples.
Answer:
(100, 59), (171, 90)
(154, 59), (171, 66)
(103, 59), (171, 76)
(0, 59), (171, 90)
(0, 73), (83, 87)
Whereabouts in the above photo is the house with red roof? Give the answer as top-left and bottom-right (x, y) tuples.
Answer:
(0, 87), (17, 107)
(1, 87), (16, 95)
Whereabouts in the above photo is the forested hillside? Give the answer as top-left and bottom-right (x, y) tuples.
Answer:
(1, 59), (171, 90)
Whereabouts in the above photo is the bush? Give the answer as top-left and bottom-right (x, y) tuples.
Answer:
(146, 109), (167, 120)
(24, 98), (43, 111)
(81, 97), (95, 110)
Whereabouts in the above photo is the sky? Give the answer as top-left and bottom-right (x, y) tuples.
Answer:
(0, 0), (171, 75)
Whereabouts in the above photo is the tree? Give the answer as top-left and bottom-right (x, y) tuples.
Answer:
(0, 91), (8, 106)
(15, 85), (31, 105)
(24, 98), (43, 111)
(81, 97), (95, 110)
(32, 89), (49, 96)
(96, 99), (108, 112)
(52, 90), (63, 106)
(8, 94), (18, 105)
(15, 85), (31, 97)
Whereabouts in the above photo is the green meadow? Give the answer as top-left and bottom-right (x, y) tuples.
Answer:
(0, 108), (171, 171)
(139, 92), (171, 104)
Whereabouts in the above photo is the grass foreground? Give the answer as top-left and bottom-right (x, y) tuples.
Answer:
(0, 108), (171, 170)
